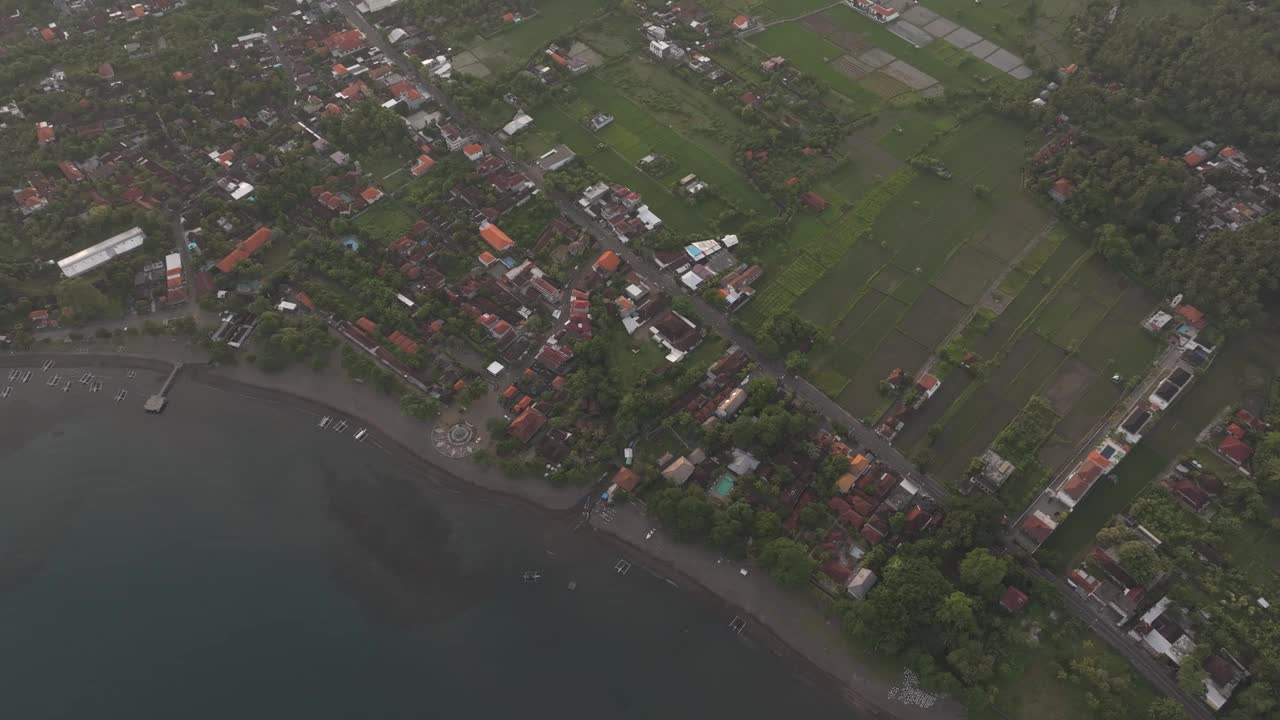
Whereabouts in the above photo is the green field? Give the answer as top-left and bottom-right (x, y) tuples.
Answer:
(751, 24), (886, 110)
(353, 199), (418, 245)
(778, 115), (1058, 423)
(884, 221), (1161, 489)
(531, 105), (710, 233)
(468, 0), (614, 73)
(572, 69), (772, 213)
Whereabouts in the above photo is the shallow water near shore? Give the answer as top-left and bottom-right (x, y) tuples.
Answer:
(0, 369), (858, 719)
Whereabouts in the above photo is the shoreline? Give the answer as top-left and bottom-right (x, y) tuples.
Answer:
(1, 350), (961, 720)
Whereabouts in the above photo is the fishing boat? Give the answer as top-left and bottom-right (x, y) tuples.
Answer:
(522, 571), (542, 582)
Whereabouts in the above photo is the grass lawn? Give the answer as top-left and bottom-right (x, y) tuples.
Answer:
(570, 70), (773, 213)
(750, 24), (887, 111)
(469, 0), (614, 73)
(983, 606), (1160, 720)
(534, 104), (710, 233)
(597, 56), (758, 164)
(576, 11), (642, 59)
(358, 149), (411, 182)
(353, 199), (418, 245)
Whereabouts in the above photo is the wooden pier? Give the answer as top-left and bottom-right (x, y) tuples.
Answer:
(145, 362), (182, 413)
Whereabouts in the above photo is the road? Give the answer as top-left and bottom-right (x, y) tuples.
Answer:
(333, 0), (947, 500)
(1025, 564), (1215, 720)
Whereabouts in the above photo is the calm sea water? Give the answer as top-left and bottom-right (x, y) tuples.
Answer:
(0, 370), (856, 720)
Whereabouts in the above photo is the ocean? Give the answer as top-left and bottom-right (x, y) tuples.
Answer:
(0, 367), (857, 719)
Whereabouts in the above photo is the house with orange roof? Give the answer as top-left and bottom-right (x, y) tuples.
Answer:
(172, 70), (192, 81)
(593, 250), (620, 273)
(463, 143), (485, 161)
(35, 122), (55, 145)
(338, 80), (367, 99)
(360, 187), (383, 205)
(215, 227), (272, 273)
(731, 15), (751, 31)
(411, 154), (435, 176)
(479, 222), (514, 252)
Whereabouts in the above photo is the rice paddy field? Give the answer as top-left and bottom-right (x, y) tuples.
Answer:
(737, 110), (1164, 491)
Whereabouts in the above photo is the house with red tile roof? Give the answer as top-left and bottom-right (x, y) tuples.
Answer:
(172, 70), (192, 81)
(325, 29), (365, 56)
(801, 191), (827, 212)
(509, 406), (547, 443)
(215, 227), (272, 273)
(608, 467), (641, 496)
(463, 143), (485, 161)
(1000, 586), (1029, 613)
(387, 330), (418, 355)
(1049, 178), (1074, 203)
(1019, 510), (1058, 546)
(13, 187), (47, 215)
(1175, 304), (1207, 331)
(35, 122), (55, 144)
(355, 317), (379, 335)
(28, 309), (54, 329)
(731, 15), (751, 30)
(1217, 436), (1253, 466)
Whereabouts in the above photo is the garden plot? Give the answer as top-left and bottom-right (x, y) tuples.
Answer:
(924, 17), (959, 37)
(1004, 341), (1067, 402)
(984, 47), (1026, 73)
(942, 27), (983, 48)
(932, 244), (1006, 305)
(901, 5), (941, 25)
(898, 287), (968, 349)
(831, 54), (877, 81)
(889, 20), (937, 48)
(833, 291), (886, 340)
(881, 59), (939, 90)
(859, 47), (897, 68)
(800, 12), (872, 53)
(1042, 357), (1099, 416)
(452, 50), (491, 77)
(862, 71), (914, 98)
(966, 39), (1000, 59)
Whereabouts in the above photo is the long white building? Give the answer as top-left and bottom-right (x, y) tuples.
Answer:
(57, 226), (146, 278)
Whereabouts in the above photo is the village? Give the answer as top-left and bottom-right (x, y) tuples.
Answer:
(4, 0), (1280, 719)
